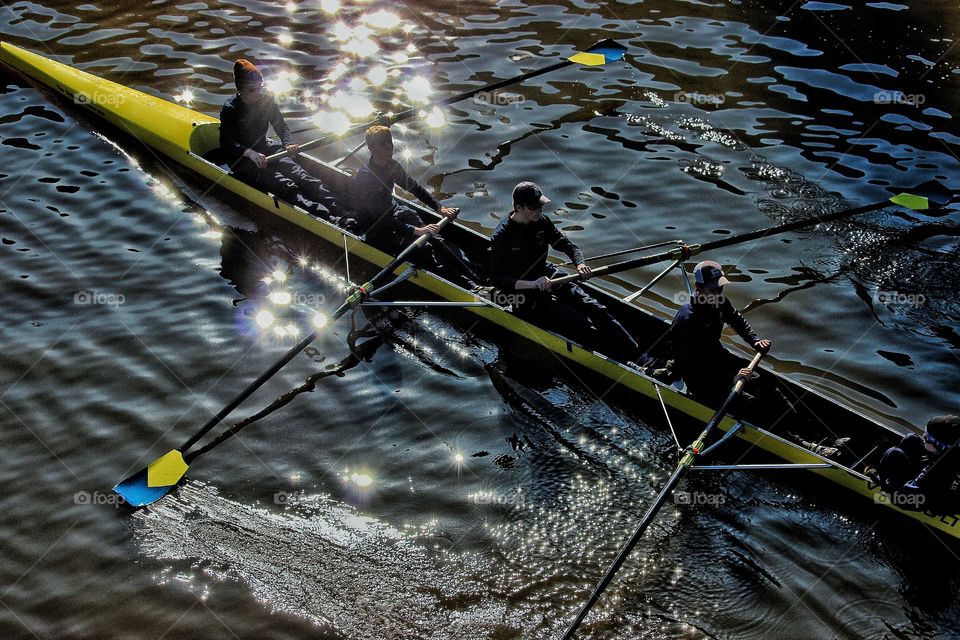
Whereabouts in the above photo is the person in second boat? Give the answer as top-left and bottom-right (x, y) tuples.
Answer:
(219, 58), (346, 222)
(488, 181), (641, 360)
(352, 125), (478, 288)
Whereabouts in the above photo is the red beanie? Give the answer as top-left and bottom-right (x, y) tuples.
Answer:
(234, 59), (263, 88)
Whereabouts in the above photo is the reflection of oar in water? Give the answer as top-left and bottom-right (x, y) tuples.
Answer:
(559, 351), (765, 640)
(269, 38), (628, 163)
(112, 215), (456, 508)
(550, 181), (957, 288)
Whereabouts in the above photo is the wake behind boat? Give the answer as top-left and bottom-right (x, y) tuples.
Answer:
(2, 41), (957, 539)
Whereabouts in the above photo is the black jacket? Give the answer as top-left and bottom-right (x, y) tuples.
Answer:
(489, 213), (584, 292)
(219, 94), (293, 166)
(669, 298), (759, 376)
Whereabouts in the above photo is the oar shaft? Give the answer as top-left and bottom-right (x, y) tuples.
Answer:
(180, 215), (453, 455)
(271, 39), (622, 163)
(549, 198), (894, 286)
(559, 462), (688, 640)
(560, 352), (763, 639)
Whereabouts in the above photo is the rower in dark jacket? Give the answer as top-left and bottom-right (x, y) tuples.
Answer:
(668, 261), (772, 406)
(489, 181), (639, 360)
(219, 59), (343, 221)
(867, 415), (960, 513)
(353, 125), (477, 288)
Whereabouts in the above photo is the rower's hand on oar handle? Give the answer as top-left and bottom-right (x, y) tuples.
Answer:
(243, 148), (267, 169)
(285, 143), (300, 157)
(753, 339), (772, 353)
(439, 206), (460, 219)
(737, 367), (757, 381)
(414, 223), (441, 237)
(576, 263), (593, 280)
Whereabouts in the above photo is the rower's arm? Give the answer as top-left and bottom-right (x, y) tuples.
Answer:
(545, 219), (585, 266)
(269, 100), (295, 148)
(218, 101), (247, 163)
(394, 161), (440, 211)
(721, 300), (760, 347)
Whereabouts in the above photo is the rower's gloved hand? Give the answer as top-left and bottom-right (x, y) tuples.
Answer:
(576, 263), (592, 280)
(753, 339), (772, 353)
(244, 148), (267, 169)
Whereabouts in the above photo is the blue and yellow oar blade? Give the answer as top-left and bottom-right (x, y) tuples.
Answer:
(568, 38), (628, 66)
(112, 450), (189, 507)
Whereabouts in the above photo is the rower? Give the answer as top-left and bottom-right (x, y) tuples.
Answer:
(489, 181), (640, 360)
(866, 415), (960, 513)
(353, 125), (478, 289)
(219, 59), (345, 222)
(663, 261), (852, 457)
(665, 260), (772, 407)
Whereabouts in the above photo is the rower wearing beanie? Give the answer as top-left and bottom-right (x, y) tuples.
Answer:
(867, 415), (960, 513)
(219, 58), (345, 222)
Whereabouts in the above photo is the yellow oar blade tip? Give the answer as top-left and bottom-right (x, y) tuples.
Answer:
(890, 193), (929, 211)
(569, 51), (607, 66)
(146, 450), (189, 487)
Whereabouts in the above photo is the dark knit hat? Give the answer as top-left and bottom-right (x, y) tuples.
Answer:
(234, 59), (263, 88)
(925, 415), (960, 451)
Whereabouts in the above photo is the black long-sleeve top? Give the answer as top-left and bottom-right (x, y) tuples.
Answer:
(488, 213), (585, 291)
(219, 94), (293, 166)
(353, 158), (438, 230)
(669, 298), (759, 374)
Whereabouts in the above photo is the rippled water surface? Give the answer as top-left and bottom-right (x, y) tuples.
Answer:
(1, 1), (959, 639)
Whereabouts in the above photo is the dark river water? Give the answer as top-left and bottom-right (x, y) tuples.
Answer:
(1, 1), (959, 638)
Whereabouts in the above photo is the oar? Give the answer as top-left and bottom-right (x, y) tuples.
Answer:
(560, 351), (765, 640)
(266, 38), (627, 163)
(112, 215), (455, 508)
(550, 182), (956, 286)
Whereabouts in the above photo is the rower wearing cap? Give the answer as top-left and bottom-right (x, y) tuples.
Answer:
(667, 260), (772, 407)
(866, 415), (960, 513)
(220, 58), (345, 222)
(489, 181), (640, 359)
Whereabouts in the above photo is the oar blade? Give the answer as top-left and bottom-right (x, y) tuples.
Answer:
(569, 38), (627, 65)
(112, 450), (189, 508)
